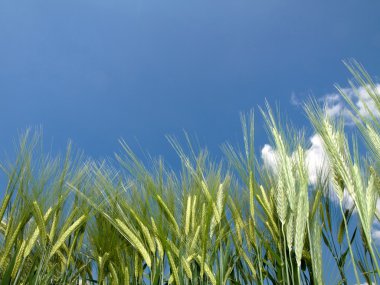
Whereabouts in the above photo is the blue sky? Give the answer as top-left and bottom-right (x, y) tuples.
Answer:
(1, 0), (380, 167)
(1, 1), (380, 282)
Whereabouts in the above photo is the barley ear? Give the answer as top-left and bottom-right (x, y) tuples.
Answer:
(32, 201), (47, 247)
(294, 189), (309, 267)
(185, 195), (192, 236)
(167, 251), (180, 284)
(49, 214), (87, 259)
(11, 239), (26, 279)
(0, 194), (11, 221)
(24, 207), (52, 258)
(156, 195), (180, 236)
(115, 218), (152, 268)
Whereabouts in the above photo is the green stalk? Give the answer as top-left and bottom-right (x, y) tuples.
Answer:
(288, 244), (295, 285)
(339, 202), (360, 285)
(281, 226), (291, 285)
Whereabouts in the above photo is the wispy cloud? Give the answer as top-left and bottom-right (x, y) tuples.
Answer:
(321, 85), (380, 125)
(290, 92), (302, 106)
(290, 84), (380, 125)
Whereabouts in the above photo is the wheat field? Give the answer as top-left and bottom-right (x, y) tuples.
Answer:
(0, 62), (379, 284)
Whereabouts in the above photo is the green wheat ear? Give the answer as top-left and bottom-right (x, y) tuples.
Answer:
(115, 218), (152, 268)
(49, 214), (87, 258)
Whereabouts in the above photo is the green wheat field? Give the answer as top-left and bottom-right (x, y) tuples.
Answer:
(1, 62), (380, 284)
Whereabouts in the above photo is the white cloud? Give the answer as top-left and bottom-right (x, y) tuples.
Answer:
(305, 134), (329, 185)
(350, 86), (380, 118)
(261, 144), (278, 172)
(323, 93), (346, 118)
(290, 92), (301, 106)
(261, 134), (330, 186)
(321, 85), (380, 125)
(372, 222), (380, 244)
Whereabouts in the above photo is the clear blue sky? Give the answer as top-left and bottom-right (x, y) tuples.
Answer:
(1, 0), (380, 165)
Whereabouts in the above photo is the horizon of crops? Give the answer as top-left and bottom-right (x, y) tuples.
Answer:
(1, 61), (380, 284)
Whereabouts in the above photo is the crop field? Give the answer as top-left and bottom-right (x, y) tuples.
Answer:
(1, 63), (380, 284)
